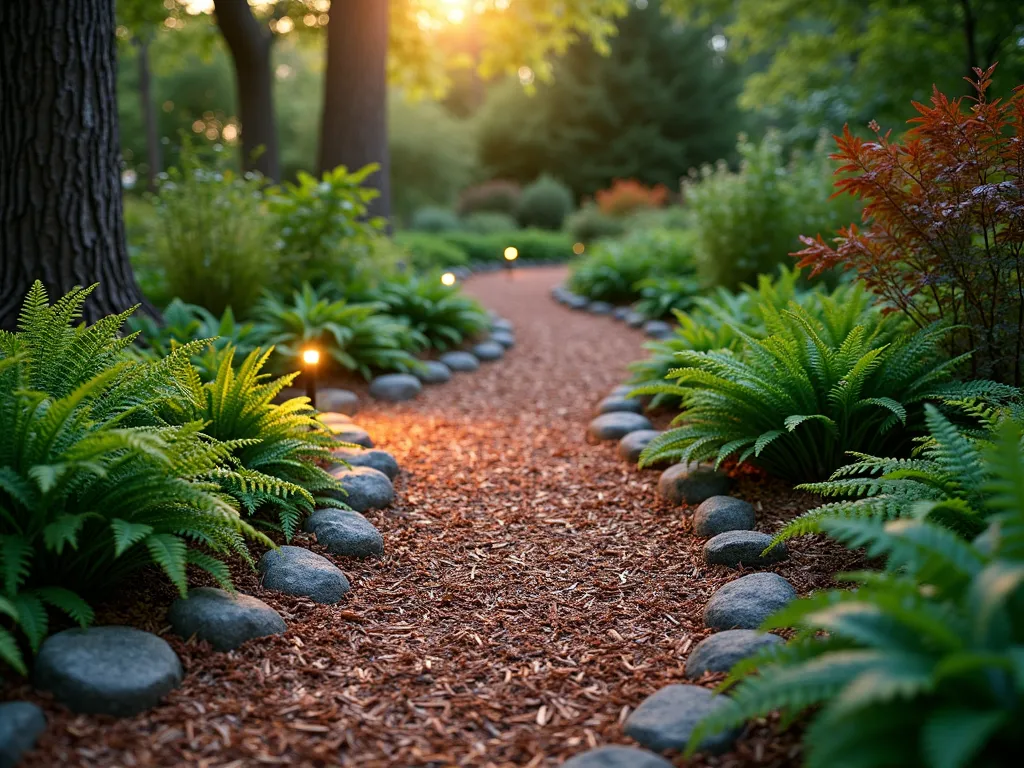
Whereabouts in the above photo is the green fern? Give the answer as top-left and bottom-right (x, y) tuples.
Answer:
(688, 422), (1024, 768)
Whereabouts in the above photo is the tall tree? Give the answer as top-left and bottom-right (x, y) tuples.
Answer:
(0, 0), (147, 328)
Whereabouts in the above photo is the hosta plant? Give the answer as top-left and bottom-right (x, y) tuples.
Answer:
(255, 284), (421, 380)
(163, 346), (346, 538)
(773, 401), (1024, 546)
(632, 275), (702, 320)
(638, 304), (1003, 482)
(689, 420), (1024, 768)
(0, 283), (269, 674)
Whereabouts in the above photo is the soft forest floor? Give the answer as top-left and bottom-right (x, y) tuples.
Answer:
(6, 268), (862, 767)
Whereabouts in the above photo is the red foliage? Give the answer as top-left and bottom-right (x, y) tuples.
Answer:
(794, 65), (1024, 384)
(595, 179), (669, 216)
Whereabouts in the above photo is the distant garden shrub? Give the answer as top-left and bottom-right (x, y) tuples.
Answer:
(393, 232), (469, 271)
(456, 179), (521, 217)
(441, 230), (574, 265)
(687, 133), (860, 290)
(565, 202), (628, 243)
(595, 178), (669, 216)
(795, 66), (1024, 386)
(461, 211), (520, 235)
(516, 174), (574, 230)
(410, 206), (462, 233)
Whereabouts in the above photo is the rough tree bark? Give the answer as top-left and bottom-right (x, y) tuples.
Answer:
(213, 0), (280, 181)
(319, 0), (392, 223)
(135, 35), (162, 192)
(0, 0), (148, 329)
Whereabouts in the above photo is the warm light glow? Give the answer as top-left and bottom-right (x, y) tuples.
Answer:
(573, 242), (585, 255)
(302, 348), (321, 366)
(504, 246), (519, 261)
(441, 272), (457, 286)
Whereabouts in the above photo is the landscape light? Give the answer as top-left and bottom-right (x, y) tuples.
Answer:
(573, 242), (585, 255)
(503, 246), (519, 261)
(441, 271), (457, 286)
(301, 347), (320, 409)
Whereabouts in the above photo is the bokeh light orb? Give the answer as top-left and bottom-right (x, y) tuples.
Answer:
(441, 271), (457, 286)
(301, 348), (321, 366)
(504, 246), (519, 261)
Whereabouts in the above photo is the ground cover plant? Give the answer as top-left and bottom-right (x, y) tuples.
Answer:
(794, 66), (1024, 386)
(689, 419), (1024, 768)
(0, 284), (271, 674)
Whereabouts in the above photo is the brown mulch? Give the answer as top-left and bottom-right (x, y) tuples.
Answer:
(4, 267), (863, 768)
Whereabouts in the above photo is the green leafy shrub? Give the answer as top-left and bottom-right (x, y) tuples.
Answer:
(568, 229), (698, 304)
(687, 133), (860, 290)
(689, 420), (1024, 768)
(565, 202), (628, 243)
(638, 304), (1003, 482)
(461, 211), (520, 235)
(360, 276), (489, 352)
(410, 206), (462, 233)
(393, 232), (469, 271)
(136, 147), (277, 315)
(163, 347), (344, 539)
(516, 174), (574, 231)
(254, 284), (421, 380)
(441, 229), (574, 264)
(269, 164), (385, 289)
(456, 179), (521, 217)
(774, 401), (1023, 545)
(632, 275), (702, 320)
(0, 283), (269, 673)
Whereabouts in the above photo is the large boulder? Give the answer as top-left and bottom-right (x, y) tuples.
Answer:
(617, 430), (661, 464)
(168, 588), (286, 652)
(624, 684), (740, 754)
(685, 630), (783, 679)
(258, 546), (350, 604)
(562, 746), (673, 768)
(369, 374), (422, 402)
(693, 496), (756, 538)
(317, 388), (359, 415)
(439, 351), (480, 372)
(34, 626), (183, 716)
(328, 466), (394, 511)
(704, 530), (787, 569)
(0, 701), (46, 768)
(304, 509), (384, 558)
(332, 447), (400, 480)
(472, 341), (504, 362)
(704, 572), (797, 631)
(588, 412), (653, 441)
(658, 462), (731, 506)
(416, 360), (452, 385)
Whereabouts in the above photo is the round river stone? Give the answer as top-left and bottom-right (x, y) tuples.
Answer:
(588, 300), (613, 315)
(658, 462), (731, 506)
(258, 545), (350, 604)
(168, 588), (286, 652)
(328, 465), (395, 511)
(596, 395), (643, 415)
(562, 746), (673, 768)
(0, 701), (46, 767)
(490, 330), (516, 349)
(417, 360), (452, 385)
(369, 373), (422, 402)
(704, 530), (787, 569)
(588, 412), (653, 441)
(624, 684), (740, 754)
(704, 572), (797, 631)
(304, 508), (384, 558)
(439, 351), (480, 372)
(329, 425), (374, 449)
(317, 388), (359, 415)
(618, 429), (661, 464)
(472, 341), (505, 362)
(693, 496), (756, 538)
(333, 447), (400, 480)
(685, 630), (783, 679)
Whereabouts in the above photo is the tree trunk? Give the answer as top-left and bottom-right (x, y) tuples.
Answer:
(213, 0), (279, 181)
(135, 35), (161, 193)
(319, 0), (391, 223)
(0, 0), (148, 330)
(959, 0), (979, 83)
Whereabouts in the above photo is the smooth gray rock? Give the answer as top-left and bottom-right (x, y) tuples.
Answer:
(369, 373), (422, 402)
(567, 295), (590, 310)
(472, 341), (504, 362)
(618, 429), (661, 464)
(0, 702), (45, 767)
(329, 425), (374, 449)
(588, 300), (613, 315)
(552, 286), (570, 302)
(491, 318), (514, 333)
(416, 360), (452, 385)
(612, 306), (632, 321)
(624, 684), (740, 754)
(439, 351), (480, 372)
(658, 462), (731, 506)
(34, 627), (183, 716)
(704, 572), (797, 631)
(328, 465), (394, 511)
(625, 311), (646, 328)
(685, 630), (783, 679)
(258, 546), (350, 604)
(588, 412), (653, 441)
(597, 395), (643, 415)
(705, 530), (787, 568)
(562, 746), (673, 768)
(643, 320), (673, 339)
(610, 384), (634, 398)
(490, 330), (516, 349)
(693, 496), (756, 538)
(318, 411), (353, 428)
(318, 388), (359, 415)
(332, 447), (400, 480)
(168, 588), (286, 651)
(304, 508), (384, 558)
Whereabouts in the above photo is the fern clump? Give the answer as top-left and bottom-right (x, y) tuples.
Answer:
(164, 345), (346, 538)
(689, 420), (1024, 768)
(773, 401), (1024, 545)
(638, 298), (1012, 482)
(0, 283), (271, 674)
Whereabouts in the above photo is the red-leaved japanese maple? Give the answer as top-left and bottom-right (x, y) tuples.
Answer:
(794, 65), (1024, 385)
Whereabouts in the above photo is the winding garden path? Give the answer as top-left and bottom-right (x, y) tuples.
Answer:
(18, 268), (854, 767)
